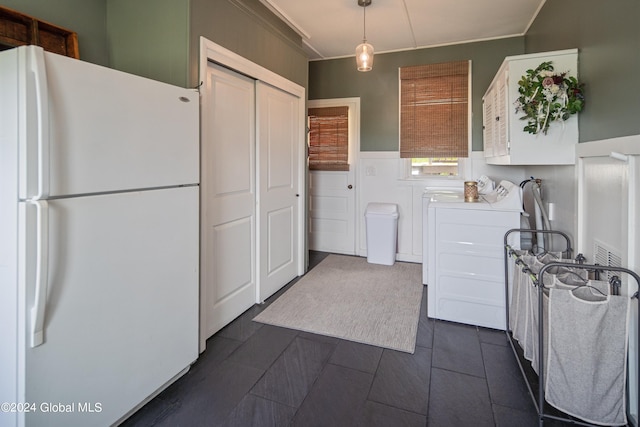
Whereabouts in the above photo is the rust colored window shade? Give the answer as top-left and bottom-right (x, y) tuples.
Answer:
(400, 61), (469, 158)
(308, 106), (349, 171)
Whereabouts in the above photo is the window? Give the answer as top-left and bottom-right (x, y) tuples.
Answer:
(410, 157), (458, 176)
(308, 106), (349, 171)
(400, 61), (470, 176)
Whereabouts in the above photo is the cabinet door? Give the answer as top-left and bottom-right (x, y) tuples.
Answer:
(495, 75), (509, 157)
(482, 91), (495, 157)
(483, 72), (509, 159)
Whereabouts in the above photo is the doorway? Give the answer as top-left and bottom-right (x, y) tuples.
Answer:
(308, 98), (360, 255)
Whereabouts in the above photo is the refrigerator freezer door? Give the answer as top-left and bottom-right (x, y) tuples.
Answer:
(19, 186), (199, 427)
(18, 46), (199, 199)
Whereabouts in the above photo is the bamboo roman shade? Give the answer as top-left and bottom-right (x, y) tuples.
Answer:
(400, 61), (469, 158)
(308, 106), (349, 171)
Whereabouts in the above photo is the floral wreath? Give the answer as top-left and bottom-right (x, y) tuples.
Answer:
(514, 61), (584, 135)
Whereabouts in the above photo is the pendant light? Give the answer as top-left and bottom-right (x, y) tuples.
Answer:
(356, 0), (374, 72)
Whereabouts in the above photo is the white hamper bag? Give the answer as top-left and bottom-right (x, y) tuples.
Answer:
(546, 284), (630, 426)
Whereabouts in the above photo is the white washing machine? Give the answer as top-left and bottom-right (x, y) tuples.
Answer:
(424, 181), (522, 330)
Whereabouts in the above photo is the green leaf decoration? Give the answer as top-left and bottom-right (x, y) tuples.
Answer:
(513, 61), (585, 135)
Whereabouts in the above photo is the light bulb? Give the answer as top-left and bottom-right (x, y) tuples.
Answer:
(355, 42), (374, 72)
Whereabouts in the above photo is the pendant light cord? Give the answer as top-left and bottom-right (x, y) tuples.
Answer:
(363, 4), (367, 42)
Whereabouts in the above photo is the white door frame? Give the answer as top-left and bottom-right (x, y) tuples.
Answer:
(307, 97), (360, 255)
(199, 37), (306, 351)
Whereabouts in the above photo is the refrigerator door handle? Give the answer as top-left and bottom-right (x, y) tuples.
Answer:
(29, 199), (49, 348)
(29, 47), (50, 200)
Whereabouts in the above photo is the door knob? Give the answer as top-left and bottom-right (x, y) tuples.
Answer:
(347, 185), (353, 189)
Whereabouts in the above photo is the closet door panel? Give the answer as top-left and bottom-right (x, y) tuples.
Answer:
(257, 82), (299, 301)
(201, 63), (256, 340)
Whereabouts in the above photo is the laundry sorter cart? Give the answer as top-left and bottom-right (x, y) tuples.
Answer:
(503, 228), (640, 427)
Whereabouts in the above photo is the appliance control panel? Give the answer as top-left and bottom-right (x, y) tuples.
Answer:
(477, 175), (495, 194)
(480, 180), (522, 210)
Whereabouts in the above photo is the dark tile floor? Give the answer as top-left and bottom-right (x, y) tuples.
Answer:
(122, 251), (565, 427)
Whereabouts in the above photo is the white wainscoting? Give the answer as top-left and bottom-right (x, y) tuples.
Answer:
(357, 151), (526, 264)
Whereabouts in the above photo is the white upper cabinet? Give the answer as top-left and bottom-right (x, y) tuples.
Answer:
(483, 49), (579, 165)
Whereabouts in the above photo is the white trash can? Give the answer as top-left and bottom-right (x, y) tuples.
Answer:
(365, 203), (399, 265)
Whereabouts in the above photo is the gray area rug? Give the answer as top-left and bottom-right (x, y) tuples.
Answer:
(253, 254), (423, 353)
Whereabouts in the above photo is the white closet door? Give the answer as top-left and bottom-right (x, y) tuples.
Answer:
(256, 82), (299, 301)
(201, 63), (256, 341)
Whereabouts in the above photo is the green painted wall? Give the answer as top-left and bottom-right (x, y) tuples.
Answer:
(6, 1), (636, 143)
(189, 0), (308, 89)
(107, 0), (307, 89)
(1, 1), (308, 90)
(525, 0), (640, 142)
(107, 0), (190, 87)
(309, 38), (525, 151)
(0, 0), (109, 66)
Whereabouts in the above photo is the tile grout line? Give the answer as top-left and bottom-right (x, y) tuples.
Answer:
(478, 326), (500, 426)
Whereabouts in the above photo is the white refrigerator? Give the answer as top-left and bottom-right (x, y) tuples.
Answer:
(0, 46), (200, 426)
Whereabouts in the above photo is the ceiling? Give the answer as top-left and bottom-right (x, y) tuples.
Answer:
(259, 0), (546, 61)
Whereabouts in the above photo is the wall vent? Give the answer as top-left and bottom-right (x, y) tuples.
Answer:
(593, 239), (622, 281)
